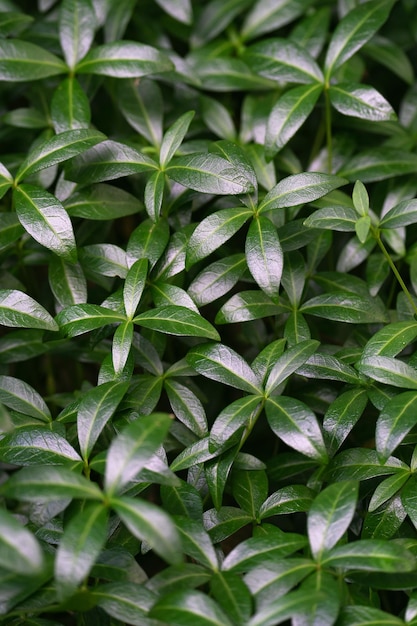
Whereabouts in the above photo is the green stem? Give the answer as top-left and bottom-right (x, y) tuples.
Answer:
(324, 85), (332, 174)
(374, 229), (417, 316)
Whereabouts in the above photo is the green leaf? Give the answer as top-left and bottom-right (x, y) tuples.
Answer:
(265, 83), (322, 157)
(187, 342), (262, 394)
(57, 304), (127, 337)
(93, 581), (156, 625)
(264, 339), (319, 396)
(165, 379), (208, 437)
(337, 605), (404, 626)
(167, 153), (254, 195)
(215, 290), (284, 324)
(326, 449), (408, 483)
(151, 282), (199, 313)
(14, 185), (77, 262)
(187, 207), (251, 267)
(210, 571), (252, 625)
(123, 258), (148, 319)
(155, 0), (192, 24)
(241, 0), (311, 41)
(188, 254), (246, 306)
(131, 332), (163, 376)
(359, 356), (417, 389)
(55, 502), (108, 599)
(160, 111), (194, 167)
(201, 96), (236, 141)
(0, 427), (81, 465)
(245, 216), (283, 301)
(77, 380), (128, 461)
(375, 391), (417, 462)
(111, 496), (182, 564)
(248, 588), (323, 626)
(80, 242), (128, 278)
(296, 353), (360, 385)
(75, 41), (174, 77)
(150, 589), (234, 626)
(16, 129), (105, 182)
(369, 472), (410, 513)
(324, 0), (395, 78)
(355, 215), (371, 244)
(170, 437), (219, 472)
(65, 183), (142, 220)
(173, 516), (218, 570)
(117, 77), (163, 146)
(323, 389), (368, 456)
(65, 139), (158, 184)
(266, 396), (328, 462)
(0, 289), (58, 331)
(251, 338), (286, 384)
(0, 375), (50, 422)
(362, 320), (417, 359)
(0, 465), (103, 501)
(0, 12), (33, 38)
(380, 199), (417, 229)
(144, 169), (165, 221)
(104, 413), (172, 495)
(210, 395), (261, 451)
(401, 476), (417, 530)
(338, 148), (417, 183)
(243, 38), (323, 84)
(304, 206), (357, 232)
(258, 173), (347, 214)
(49, 257), (87, 307)
(0, 506), (44, 575)
(192, 0), (251, 46)
(161, 481), (203, 520)
(205, 447), (238, 510)
(128, 218), (169, 267)
(0, 38), (67, 81)
(134, 305), (220, 340)
(259, 485), (314, 519)
(300, 292), (388, 323)
(322, 539), (415, 572)
(0, 162), (13, 199)
(59, 0), (96, 69)
(308, 481), (358, 560)
(231, 469), (268, 518)
(329, 83), (396, 122)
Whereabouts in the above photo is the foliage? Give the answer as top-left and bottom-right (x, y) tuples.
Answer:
(2, 0), (417, 624)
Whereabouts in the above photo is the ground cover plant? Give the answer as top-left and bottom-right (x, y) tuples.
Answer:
(3, 0), (417, 624)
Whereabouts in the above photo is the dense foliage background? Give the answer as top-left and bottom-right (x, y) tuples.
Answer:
(3, 0), (417, 624)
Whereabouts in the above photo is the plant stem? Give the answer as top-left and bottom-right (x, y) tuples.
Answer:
(324, 85), (333, 174)
(375, 230), (417, 316)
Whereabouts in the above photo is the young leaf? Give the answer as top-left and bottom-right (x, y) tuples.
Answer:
(111, 496), (182, 564)
(210, 395), (261, 451)
(307, 481), (358, 560)
(133, 305), (220, 340)
(265, 83), (322, 157)
(187, 342), (262, 394)
(57, 304), (127, 337)
(324, 0), (395, 78)
(0, 39), (67, 81)
(75, 41), (174, 77)
(245, 216), (283, 301)
(0, 289), (58, 331)
(258, 173), (347, 214)
(150, 589), (234, 626)
(104, 413), (172, 495)
(329, 83), (396, 122)
(187, 207), (252, 267)
(55, 502), (108, 599)
(266, 396), (328, 462)
(375, 391), (417, 462)
(77, 380), (129, 460)
(259, 485), (314, 519)
(0, 507), (45, 575)
(160, 111), (194, 167)
(14, 185), (77, 262)
(166, 153), (254, 195)
(15, 129), (105, 182)
(123, 258), (148, 319)
(59, 0), (96, 69)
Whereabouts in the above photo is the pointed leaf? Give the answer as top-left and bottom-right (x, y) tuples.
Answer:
(296, 353), (360, 384)
(160, 111), (194, 167)
(242, 0), (311, 41)
(308, 481), (358, 560)
(187, 342), (262, 394)
(117, 77), (163, 146)
(338, 148), (417, 183)
(380, 199), (417, 229)
(0, 289), (58, 331)
(134, 305), (220, 340)
(215, 290), (284, 324)
(210, 570), (252, 625)
(104, 413), (172, 495)
(359, 356), (417, 389)
(150, 589), (233, 626)
(59, 0), (96, 69)
(0, 38), (67, 81)
(123, 258), (148, 319)
(245, 216), (283, 300)
(0, 375), (50, 421)
(174, 516), (218, 570)
(65, 183), (142, 220)
(112, 496), (182, 564)
(55, 502), (108, 599)
(329, 83), (396, 122)
(337, 606), (404, 626)
(188, 254), (246, 307)
(324, 0), (395, 78)
(78, 380), (129, 460)
(259, 485), (315, 519)
(144, 169), (165, 221)
(265, 339), (319, 396)
(57, 303), (127, 337)
(0, 466), (103, 501)
(210, 395), (261, 451)
(376, 391), (417, 462)
(165, 379), (208, 437)
(0, 507), (44, 575)
(49, 257), (87, 307)
(0, 427), (81, 465)
(323, 389), (368, 456)
(75, 41), (174, 77)
(322, 539), (415, 572)
(14, 185), (77, 261)
(304, 206), (357, 231)
(266, 396), (328, 462)
(93, 581), (156, 625)
(300, 293), (388, 323)
(0, 162), (13, 199)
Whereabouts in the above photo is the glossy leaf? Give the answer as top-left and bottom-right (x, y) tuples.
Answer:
(215, 290), (284, 324)
(241, 0), (310, 41)
(329, 83), (396, 122)
(322, 540), (415, 572)
(57, 304), (127, 337)
(338, 149), (417, 183)
(323, 389), (368, 456)
(259, 485), (314, 519)
(75, 41), (174, 77)
(49, 257), (87, 307)
(59, 0), (96, 69)
(245, 216), (283, 301)
(117, 77), (163, 146)
(188, 254), (246, 306)
(165, 379), (208, 437)
(300, 293), (388, 323)
(210, 395), (261, 451)
(160, 111), (194, 167)
(248, 588), (323, 626)
(376, 391), (417, 461)
(380, 199), (417, 229)
(134, 305), (220, 340)
(0, 506), (44, 575)
(359, 356), (417, 389)
(0, 375), (50, 421)
(14, 185), (77, 262)
(150, 589), (233, 626)
(0, 427), (81, 465)
(264, 339), (319, 396)
(93, 581), (156, 625)
(123, 258), (148, 319)
(0, 38), (67, 81)
(174, 516), (218, 570)
(0, 289), (58, 331)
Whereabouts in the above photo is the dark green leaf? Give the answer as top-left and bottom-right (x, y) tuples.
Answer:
(57, 304), (127, 337)
(80, 242), (128, 278)
(65, 183), (142, 220)
(93, 581), (156, 625)
(308, 481), (358, 560)
(264, 339), (319, 396)
(210, 395), (261, 451)
(123, 258), (148, 319)
(134, 305), (219, 340)
(128, 218), (169, 267)
(245, 216), (283, 301)
(259, 485), (315, 519)
(192, 0), (251, 46)
(241, 0), (311, 41)
(359, 356), (417, 389)
(362, 320), (417, 359)
(210, 571), (252, 625)
(174, 516), (218, 570)
(296, 353), (360, 384)
(329, 83), (396, 121)
(160, 111), (194, 167)
(0, 289), (58, 331)
(188, 254), (246, 307)
(48, 257), (87, 307)
(0, 506), (44, 575)
(0, 427), (81, 465)
(248, 588), (323, 626)
(187, 342), (262, 394)
(326, 449), (408, 482)
(204, 506), (253, 542)
(165, 379), (208, 437)
(155, 0), (192, 24)
(376, 391), (417, 461)
(231, 469), (268, 518)
(338, 149), (417, 183)
(59, 0), (96, 69)
(0, 375), (50, 421)
(337, 605), (404, 626)
(380, 199), (417, 229)
(75, 41), (174, 77)
(324, 0), (395, 78)
(322, 539), (415, 572)
(14, 185), (77, 261)
(161, 481), (203, 520)
(323, 389), (368, 456)
(150, 589), (233, 626)
(55, 502), (108, 599)
(215, 290), (285, 324)
(300, 292), (388, 323)
(0, 162), (13, 199)
(304, 206), (357, 231)
(266, 396), (328, 462)
(0, 466), (103, 501)
(117, 77), (163, 146)
(151, 282), (199, 313)
(144, 169), (165, 221)
(0, 38), (67, 81)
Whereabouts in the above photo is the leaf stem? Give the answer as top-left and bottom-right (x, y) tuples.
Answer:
(374, 229), (417, 316)
(324, 85), (332, 174)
